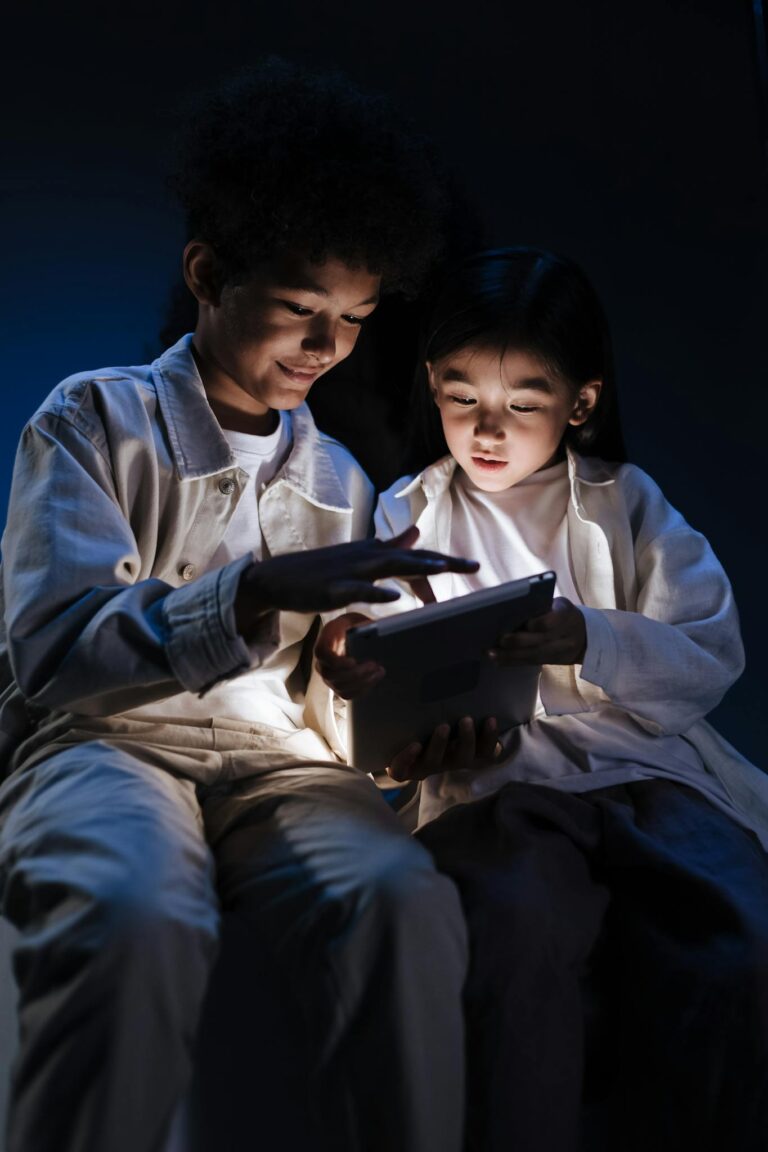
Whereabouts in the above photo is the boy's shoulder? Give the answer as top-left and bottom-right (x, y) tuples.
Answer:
(284, 406), (375, 524)
(31, 362), (156, 429)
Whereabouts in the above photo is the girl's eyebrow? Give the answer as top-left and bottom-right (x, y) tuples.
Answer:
(440, 368), (556, 394)
(511, 377), (556, 394)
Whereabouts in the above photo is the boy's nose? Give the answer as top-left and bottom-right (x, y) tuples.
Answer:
(302, 325), (336, 364)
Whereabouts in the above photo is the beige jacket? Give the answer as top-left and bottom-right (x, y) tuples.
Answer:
(0, 335), (373, 775)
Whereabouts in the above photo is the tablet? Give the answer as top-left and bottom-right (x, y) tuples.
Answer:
(346, 570), (555, 776)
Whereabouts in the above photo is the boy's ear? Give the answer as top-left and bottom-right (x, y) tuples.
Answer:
(183, 240), (224, 307)
(569, 379), (602, 426)
(426, 362), (439, 404)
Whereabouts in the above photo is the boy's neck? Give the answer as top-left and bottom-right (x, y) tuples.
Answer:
(207, 397), (279, 436)
(190, 337), (279, 436)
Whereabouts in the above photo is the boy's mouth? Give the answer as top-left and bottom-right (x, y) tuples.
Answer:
(277, 362), (322, 385)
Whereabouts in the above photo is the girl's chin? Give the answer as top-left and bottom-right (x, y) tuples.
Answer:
(463, 463), (516, 491)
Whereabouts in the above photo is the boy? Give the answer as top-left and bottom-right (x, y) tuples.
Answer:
(0, 61), (472, 1152)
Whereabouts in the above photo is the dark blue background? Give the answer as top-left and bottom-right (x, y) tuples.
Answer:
(2, 0), (766, 761)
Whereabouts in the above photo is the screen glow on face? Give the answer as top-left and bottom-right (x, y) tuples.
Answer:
(429, 345), (593, 491)
(198, 252), (381, 417)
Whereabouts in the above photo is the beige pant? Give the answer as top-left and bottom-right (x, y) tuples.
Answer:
(0, 717), (468, 1152)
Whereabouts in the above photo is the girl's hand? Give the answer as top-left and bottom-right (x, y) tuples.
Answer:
(387, 716), (501, 782)
(489, 596), (586, 666)
(315, 613), (385, 700)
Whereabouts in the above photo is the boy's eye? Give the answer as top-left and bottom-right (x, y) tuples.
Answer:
(341, 314), (367, 326)
(510, 404), (540, 413)
(282, 301), (314, 317)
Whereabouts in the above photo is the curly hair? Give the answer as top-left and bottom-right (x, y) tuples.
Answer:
(169, 59), (450, 298)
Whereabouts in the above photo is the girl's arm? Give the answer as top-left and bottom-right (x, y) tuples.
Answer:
(577, 524), (743, 735)
(498, 466), (744, 736)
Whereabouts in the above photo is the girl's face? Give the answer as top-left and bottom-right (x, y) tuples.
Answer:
(428, 345), (601, 493)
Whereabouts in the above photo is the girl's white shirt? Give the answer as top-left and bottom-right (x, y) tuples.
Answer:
(361, 450), (768, 843)
(446, 459), (579, 600)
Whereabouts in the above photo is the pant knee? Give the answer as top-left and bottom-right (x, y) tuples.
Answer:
(7, 832), (219, 998)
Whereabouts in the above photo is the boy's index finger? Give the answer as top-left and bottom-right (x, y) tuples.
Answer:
(377, 548), (479, 576)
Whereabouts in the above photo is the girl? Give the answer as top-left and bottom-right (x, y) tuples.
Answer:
(316, 248), (768, 1152)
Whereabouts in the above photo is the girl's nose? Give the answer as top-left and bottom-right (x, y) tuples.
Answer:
(302, 322), (336, 364)
(474, 410), (505, 440)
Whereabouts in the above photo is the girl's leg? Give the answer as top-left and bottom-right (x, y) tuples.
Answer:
(594, 779), (768, 1152)
(200, 762), (468, 1152)
(0, 743), (219, 1152)
(417, 783), (610, 1152)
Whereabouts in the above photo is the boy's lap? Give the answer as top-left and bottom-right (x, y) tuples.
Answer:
(0, 741), (434, 935)
(0, 740), (214, 929)
(201, 762), (439, 920)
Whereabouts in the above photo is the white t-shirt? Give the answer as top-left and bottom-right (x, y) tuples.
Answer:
(208, 416), (291, 566)
(132, 412), (321, 738)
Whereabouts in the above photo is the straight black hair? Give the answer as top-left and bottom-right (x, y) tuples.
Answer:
(405, 247), (627, 473)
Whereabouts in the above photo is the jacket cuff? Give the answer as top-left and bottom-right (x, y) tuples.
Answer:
(578, 606), (619, 693)
(163, 554), (279, 694)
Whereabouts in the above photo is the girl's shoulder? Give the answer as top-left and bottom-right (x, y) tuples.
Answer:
(377, 455), (456, 506)
(574, 453), (667, 500)
(573, 453), (692, 542)
(374, 470), (422, 539)
(374, 456), (455, 538)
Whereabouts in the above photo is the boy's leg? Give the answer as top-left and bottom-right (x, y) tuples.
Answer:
(595, 779), (768, 1152)
(417, 784), (610, 1152)
(201, 762), (468, 1152)
(0, 742), (220, 1152)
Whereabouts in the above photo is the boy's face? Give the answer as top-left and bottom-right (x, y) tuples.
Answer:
(189, 249), (380, 419)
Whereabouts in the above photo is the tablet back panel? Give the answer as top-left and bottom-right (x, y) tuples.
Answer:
(347, 572), (555, 776)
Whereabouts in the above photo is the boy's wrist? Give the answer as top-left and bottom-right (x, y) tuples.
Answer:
(234, 562), (275, 639)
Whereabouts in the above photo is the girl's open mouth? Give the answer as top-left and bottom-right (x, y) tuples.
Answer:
(471, 457), (507, 471)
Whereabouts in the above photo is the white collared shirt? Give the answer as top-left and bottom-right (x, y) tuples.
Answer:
(369, 453), (768, 846)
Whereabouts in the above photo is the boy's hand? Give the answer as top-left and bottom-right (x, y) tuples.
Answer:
(387, 716), (501, 782)
(489, 597), (586, 666)
(235, 527), (478, 638)
(315, 613), (384, 700)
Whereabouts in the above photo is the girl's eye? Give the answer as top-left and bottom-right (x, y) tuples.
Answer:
(448, 395), (476, 406)
(341, 314), (367, 326)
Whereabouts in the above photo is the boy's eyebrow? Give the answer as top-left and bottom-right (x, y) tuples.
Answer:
(275, 279), (379, 307)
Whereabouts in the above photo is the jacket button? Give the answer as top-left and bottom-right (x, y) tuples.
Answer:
(218, 477), (236, 495)
(180, 563), (197, 581)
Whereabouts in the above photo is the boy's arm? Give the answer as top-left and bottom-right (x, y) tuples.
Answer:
(2, 418), (259, 715)
(4, 418), (473, 718)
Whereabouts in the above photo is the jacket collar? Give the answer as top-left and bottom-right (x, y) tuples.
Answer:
(152, 335), (353, 511)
